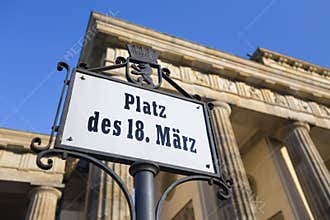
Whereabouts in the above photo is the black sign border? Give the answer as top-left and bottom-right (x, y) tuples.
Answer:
(55, 68), (221, 178)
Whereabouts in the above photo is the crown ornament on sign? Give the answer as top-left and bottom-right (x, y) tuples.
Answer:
(127, 44), (160, 64)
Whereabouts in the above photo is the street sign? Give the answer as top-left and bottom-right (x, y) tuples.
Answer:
(56, 69), (219, 177)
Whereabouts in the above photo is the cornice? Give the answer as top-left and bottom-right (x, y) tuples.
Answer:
(251, 48), (330, 78)
(87, 12), (330, 105)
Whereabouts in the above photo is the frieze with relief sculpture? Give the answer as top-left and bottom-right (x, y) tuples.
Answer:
(104, 47), (330, 121)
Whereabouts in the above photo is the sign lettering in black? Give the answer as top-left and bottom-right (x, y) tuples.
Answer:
(86, 92), (197, 154)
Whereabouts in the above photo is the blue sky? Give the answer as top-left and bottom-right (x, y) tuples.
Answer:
(1, 0), (329, 134)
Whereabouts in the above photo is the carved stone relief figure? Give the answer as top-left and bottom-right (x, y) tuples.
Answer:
(296, 99), (313, 113)
(273, 93), (288, 107)
(309, 102), (322, 116)
(284, 96), (295, 110)
(193, 70), (210, 87)
(319, 105), (330, 118)
(216, 77), (237, 93)
(248, 86), (264, 101)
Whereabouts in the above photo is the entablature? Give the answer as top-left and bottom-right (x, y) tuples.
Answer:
(0, 128), (65, 187)
(82, 12), (330, 106)
(101, 46), (330, 130)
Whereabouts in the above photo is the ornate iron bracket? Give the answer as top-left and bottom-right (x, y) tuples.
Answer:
(30, 61), (136, 220)
(80, 44), (195, 99)
(156, 175), (232, 220)
(35, 148), (135, 220)
(31, 44), (232, 220)
(31, 62), (70, 153)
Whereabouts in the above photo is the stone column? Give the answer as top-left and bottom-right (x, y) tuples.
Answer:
(210, 101), (257, 220)
(85, 162), (133, 220)
(25, 186), (62, 220)
(281, 122), (330, 219)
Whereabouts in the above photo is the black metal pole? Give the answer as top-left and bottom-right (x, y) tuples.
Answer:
(129, 161), (159, 220)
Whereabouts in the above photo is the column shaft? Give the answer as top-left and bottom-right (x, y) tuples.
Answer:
(211, 102), (257, 220)
(25, 186), (62, 220)
(85, 162), (133, 220)
(283, 122), (330, 219)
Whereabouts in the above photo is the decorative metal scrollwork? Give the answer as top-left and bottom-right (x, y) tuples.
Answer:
(115, 56), (127, 65)
(155, 175), (232, 220)
(31, 61), (70, 153)
(77, 44), (197, 98)
(30, 44), (231, 220)
(30, 61), (136, 219)
(36, 148), (135, 220)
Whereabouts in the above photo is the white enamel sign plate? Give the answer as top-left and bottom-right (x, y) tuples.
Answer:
(57, 70), (218, 176)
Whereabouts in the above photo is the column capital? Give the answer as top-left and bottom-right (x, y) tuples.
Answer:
(290, 121), (310, 132)
(30, 186), (62, 199)
(26, 186), (62, 220)
(279, 121), (310, 141)
(211, 101), (231, 115)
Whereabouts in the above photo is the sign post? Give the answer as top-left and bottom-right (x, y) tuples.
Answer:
(30, 45), (232, 220)
(129, 162), (159, 220)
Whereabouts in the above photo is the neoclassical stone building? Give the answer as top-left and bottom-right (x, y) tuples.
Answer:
(0, 12), (329, 220)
